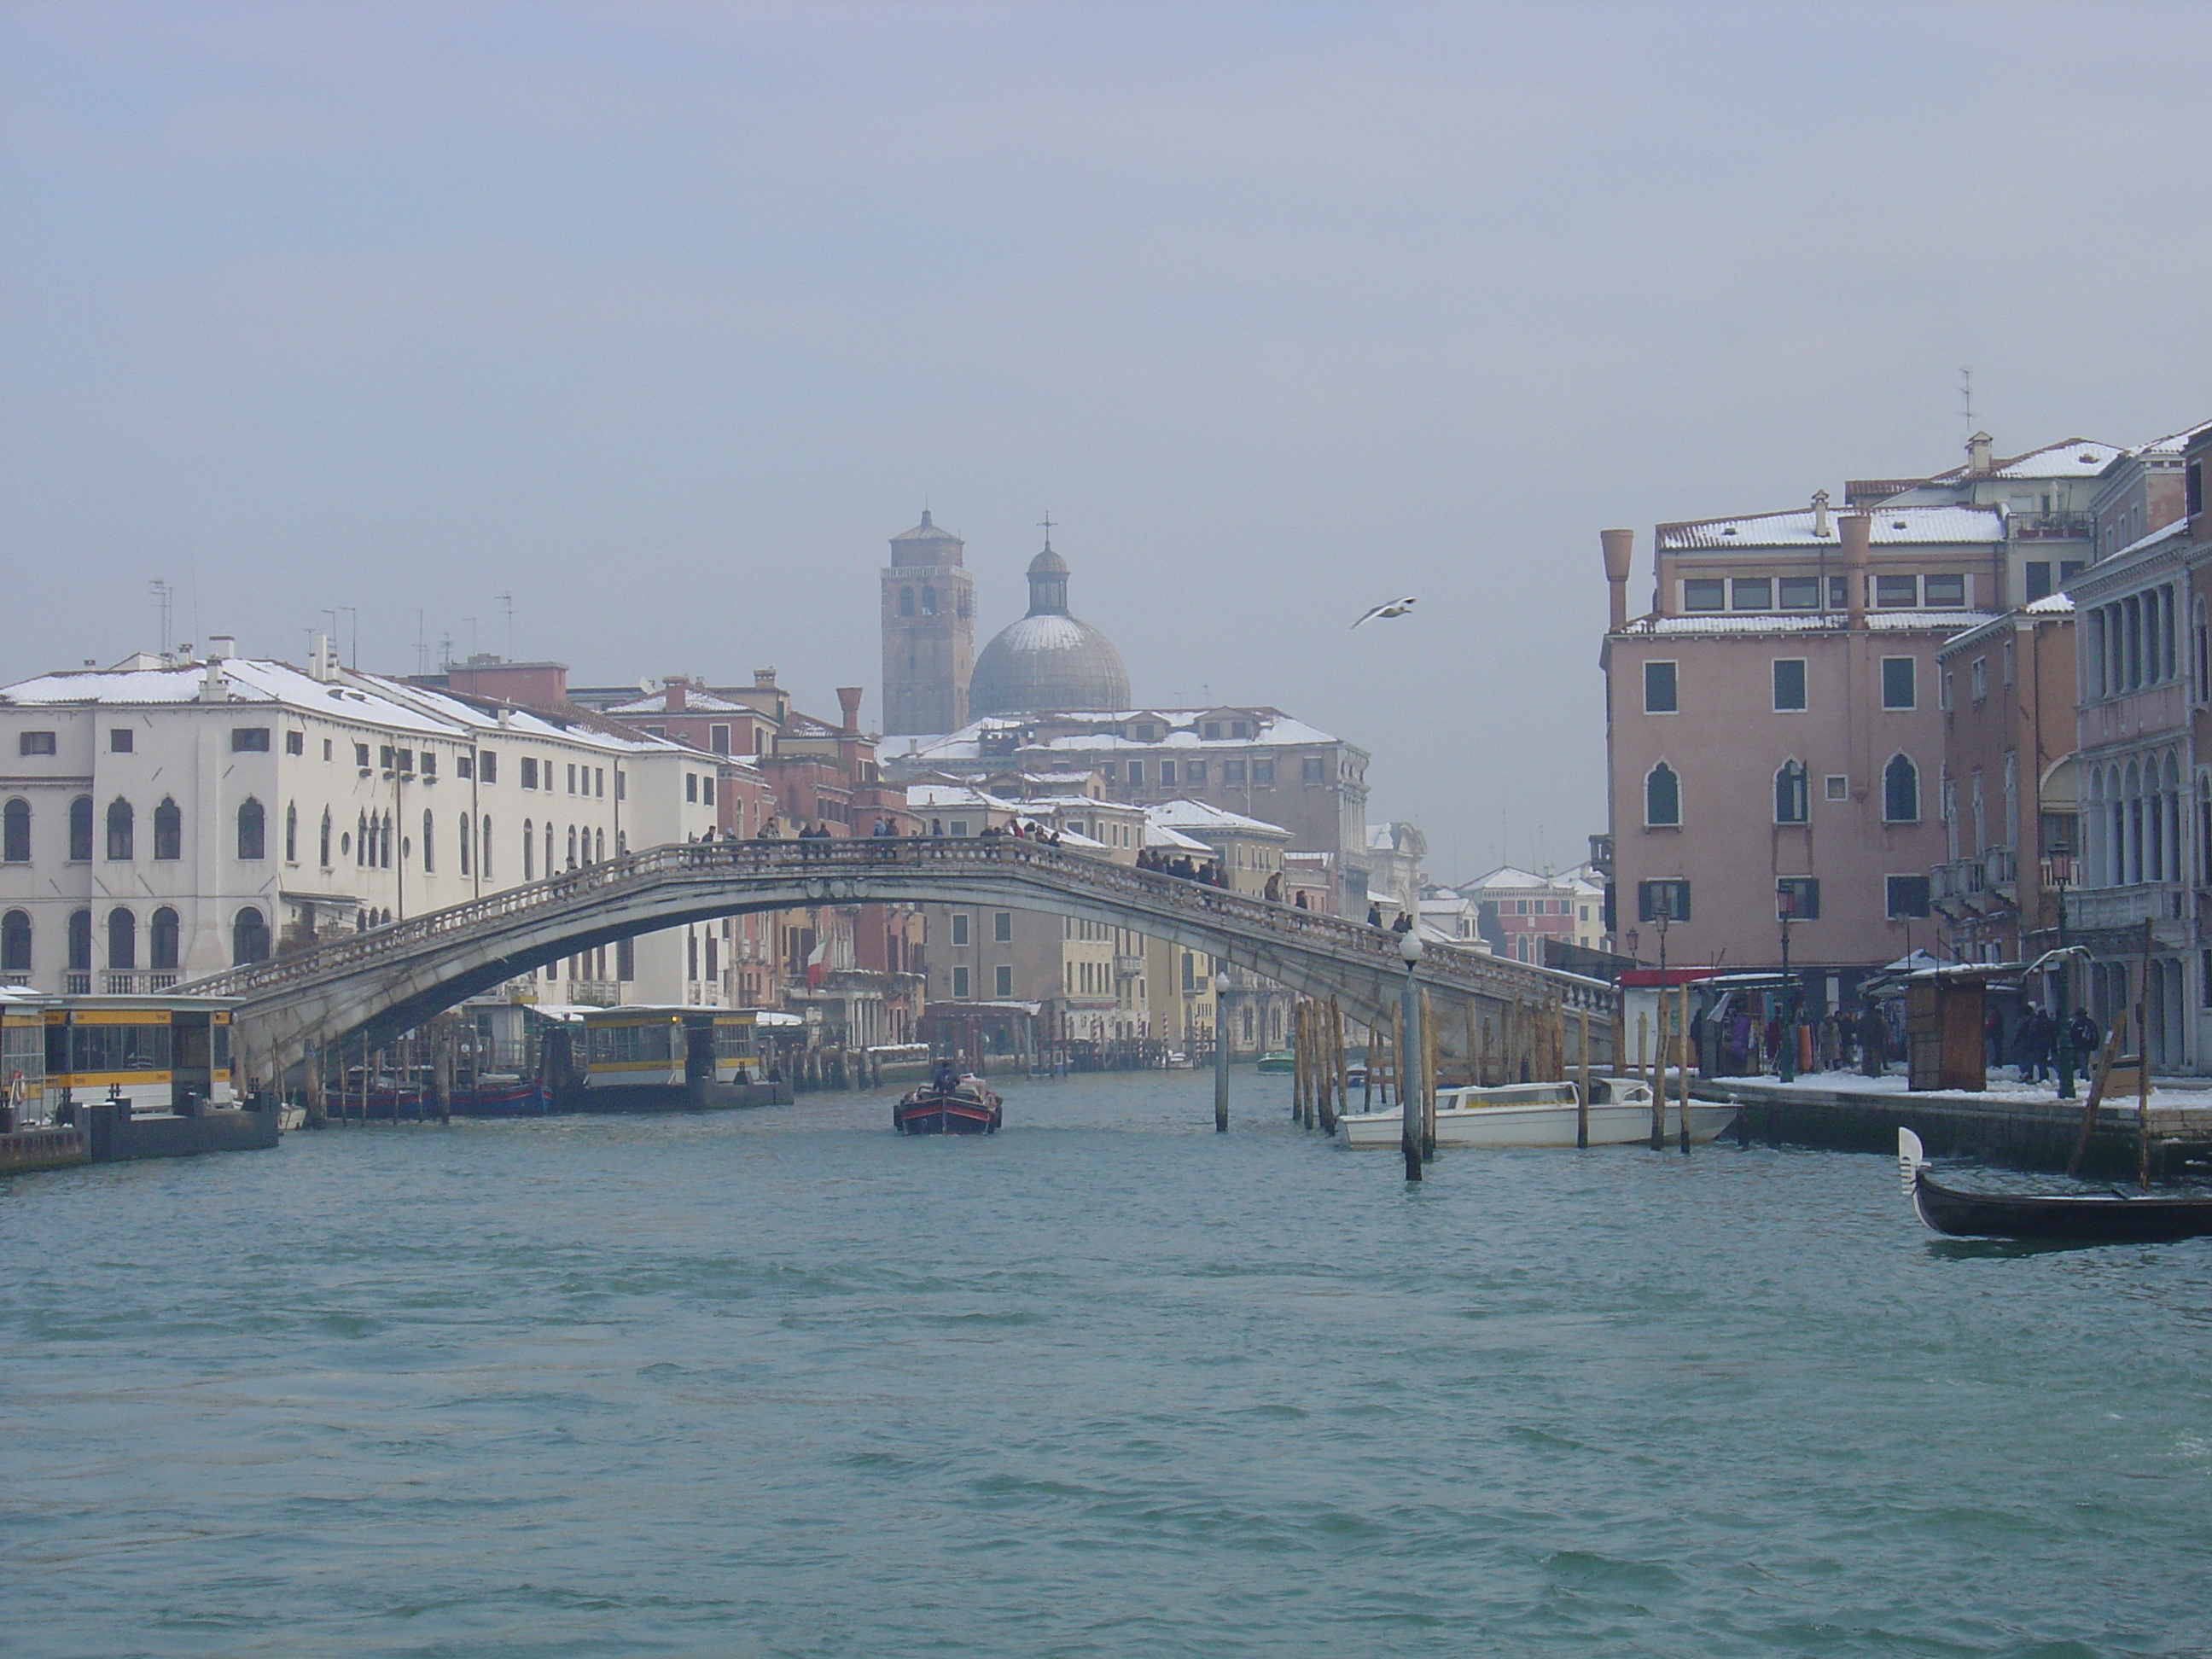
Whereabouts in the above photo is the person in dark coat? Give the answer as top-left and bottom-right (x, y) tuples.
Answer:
(1857, 1003), (1888, 1077)
(1984, 1005), (2005, 1068)
(2014, 1005), (2053, 1084)
(2067, 1008), (2102, 1075)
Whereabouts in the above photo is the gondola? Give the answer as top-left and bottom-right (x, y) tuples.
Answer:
(894, 1074), (1003, 1136)
(1897, 1128), (2212, 1243)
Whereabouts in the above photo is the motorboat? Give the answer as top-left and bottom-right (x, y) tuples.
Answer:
(1897, 1127), (2212, 1243)
(894, 1074), (1004, 1135)
(1335, 1077), (1737, 1149)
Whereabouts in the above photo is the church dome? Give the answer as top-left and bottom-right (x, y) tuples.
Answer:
(968, 544), (1130, 717)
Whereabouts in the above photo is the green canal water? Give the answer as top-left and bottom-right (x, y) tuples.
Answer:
(6, 1069), (2211, 1657)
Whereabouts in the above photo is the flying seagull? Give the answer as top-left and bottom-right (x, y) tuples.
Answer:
(1351, 597), (1417, 629)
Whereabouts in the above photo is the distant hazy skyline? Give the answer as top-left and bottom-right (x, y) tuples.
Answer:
(5, 1), (2209, 878)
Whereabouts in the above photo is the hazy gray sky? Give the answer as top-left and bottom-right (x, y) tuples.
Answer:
(4, 1), (2209, 877)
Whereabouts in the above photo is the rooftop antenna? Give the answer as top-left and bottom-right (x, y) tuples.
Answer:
(338, 606), (358, 670)
(410, 608), (428, 675)
(1959, 365), (1974, 441)
(149, 579), (172, 660)
(498, 592), (515, 659)
(463, 616), (478, 656)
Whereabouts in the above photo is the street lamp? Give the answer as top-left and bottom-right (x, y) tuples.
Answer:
(1399, 928), (1423, 1182)
(1775, 886), (1797, 1084)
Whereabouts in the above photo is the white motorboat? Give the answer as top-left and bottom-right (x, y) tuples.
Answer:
(1334, 1077), (1737, 1149)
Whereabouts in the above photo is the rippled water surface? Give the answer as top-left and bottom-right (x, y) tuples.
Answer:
(8, 1071), (2212, 1657)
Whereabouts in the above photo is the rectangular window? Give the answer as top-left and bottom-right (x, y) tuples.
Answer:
(1885, 875), (1932, 919)
(2002, 640), (2014, 686)
(685, 774), (697, 803)
(992, 911), (1011, 942)
(1924, 573), (1966, 608)
(420, 751), (436, 778)
(1301, 755), (1324, 783)
(1185, 760), (1206, 784)
(1644, 661), (1678, 713)
(1828, 575), (1849, 609)
(1681, 579), (1726, 612)
(1875, 574), (1918, 609)
(1970, 657), (1988, 701)
(1636, 879), (1691, 923)
(596, 768), (604, 797)
(568, 764), (578, 794)
(323, 739), (333, 760)
(1222, 758), (1246, 783)
(2058, 560), (2085, 587)
(1099, 762), (1117, 784)
(1126, 761), (1143, 787)
(1941, 671), (1953, 712)
(994, 964), (1013, 998)
(1253, 759), (1274, 784)
(230, 727), (271, 752)
(710, 725), (731, 755)
(395, 748), (413, 775)
(1772, 659), (1807, 712)
(2024, 562), (2053, 602)
(1825, 774), (1848, 801)
(1731, 576), (1772, 611)
(614, 770), (623, 800)
(109, 729), (133, 753)
(520, 758), (538, 789)
(479, 751), (497, 783)
(950, 913), (969, 946)
(950, 819), (969, 837)
(18, 731), (55, 756)
(1881, 657), (1917, 709)
(1777, 575), (1820, 611)
(1776, 877), (1820, 920)
(1158, 760), (1176, 785)
(702, 777), (714, 806)
(952, 965), (970, 999)
(380, 744), (396, 771)
(354, 742), (370, 768)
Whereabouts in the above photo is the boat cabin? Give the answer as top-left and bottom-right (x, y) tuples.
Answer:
(576, 1006), (762, 1094)
(40, 995), (237, 1117)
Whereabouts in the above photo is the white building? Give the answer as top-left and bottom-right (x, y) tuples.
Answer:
(0, 641), (729, 1010)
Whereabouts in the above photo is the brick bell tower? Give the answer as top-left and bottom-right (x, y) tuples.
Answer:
(881, 509), (974, 736)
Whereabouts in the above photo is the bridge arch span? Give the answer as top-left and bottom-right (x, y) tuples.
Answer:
(183, 839), (1615, 1086)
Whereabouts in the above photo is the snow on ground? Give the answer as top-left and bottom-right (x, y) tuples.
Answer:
(1708, 1069), (2212, 1111)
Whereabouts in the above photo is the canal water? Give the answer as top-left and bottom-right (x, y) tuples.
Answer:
(7, 1069), (2211, 1657)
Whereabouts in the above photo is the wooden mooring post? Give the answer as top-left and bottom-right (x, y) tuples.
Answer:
(1676, 983), (1693, 1154)
(1576, 1006), (1591, 1149)
(1648, 998), (1666, 1151)
(1321, 998), (1342, 1134)
(1418, 988), (1437, 1161)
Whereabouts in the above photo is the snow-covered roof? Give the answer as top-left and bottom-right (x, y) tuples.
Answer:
(891, 706), (1344, 760)
(1144, 823), (1214, 853)
(1990, 439), (2124, 479)
(1659, 504), (2003, 552)
(2135, 419), (2212, 457)
(1623, 609), (2000, 637)
(604, 687), (755, 716)
(905, 783), (1016, 812)
(1144, 799), (1293, 840)
(2108, 516), (2189, 564)
(2023, 591), (2078, 614)
(1461, 865), (1555, 892)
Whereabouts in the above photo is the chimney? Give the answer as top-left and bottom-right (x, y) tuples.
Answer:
(665, 676), (687, 713)
(1812, 489), (1831, 538)
(207, 634), (236, 662)
(835, 686), (863, 735)
(197, 661), (230, 704)
(1840, 512), (1871, 629)
(310, 633), (337, 683)
(1967, 432), (1994, 477)
(753, 667), (777, 690)
(1599, 529), (1633, 632)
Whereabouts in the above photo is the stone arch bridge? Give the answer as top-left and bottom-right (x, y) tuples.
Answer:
(183, 838), (1617, 1087)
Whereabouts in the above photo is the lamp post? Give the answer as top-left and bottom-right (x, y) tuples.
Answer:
(1399, 928), (1423, 1183)
(1213, 969), (1230, 1132)
(1650, 910), (1672, 1151)
(2051, 843), (2075, 1099)
(1776, 890), (1796, 1084)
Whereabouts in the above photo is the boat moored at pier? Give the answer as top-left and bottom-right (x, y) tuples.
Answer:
(1897, 1127), (2212, 1243)
(1336, 1077), (1735, 1149)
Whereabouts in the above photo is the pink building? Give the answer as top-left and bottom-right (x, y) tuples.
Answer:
(1603, 504), (1999, 987)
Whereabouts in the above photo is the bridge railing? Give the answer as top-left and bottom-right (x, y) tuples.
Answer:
(185, 835), (1611, 1010)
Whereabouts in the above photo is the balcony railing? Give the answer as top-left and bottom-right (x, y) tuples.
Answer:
(1113, 955), (1144, 980)
(64, 972), (91, 994)
(2064, 882), (2187, 933)
(1931, 859), (1985, 900)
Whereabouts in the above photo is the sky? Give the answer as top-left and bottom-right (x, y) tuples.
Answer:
(4, 1), (2209, 881)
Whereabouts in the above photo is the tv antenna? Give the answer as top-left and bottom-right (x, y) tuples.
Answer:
(1959, 365), (1975, 439)
(498, 592), (515, 658)
(149, 579), (172, 659)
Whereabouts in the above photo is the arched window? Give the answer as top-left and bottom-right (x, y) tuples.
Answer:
(1773, 760), (1808, 825)
(382, 811), (394, 869)
(899, 587), (916, 617)
(68, 796), (93, 862)
(285, 802), (299, 863)
(458, 812), (472, 876)
(108, 906), (136, 969)
(480, 815), (492, 880)
(154, 797), (182, 860)
(422, 809), (435, 874)
(149, 906), (179, 971)
(0, 909), (29, 975)
(1883, 754), (1920, 824)
(231, 906), (270, 965)
(320, 809), (333, 867)
(106, 798), (134, 860)
(544, 821), (554, 876)
(236, 798), (265, 860)
(2, 799), (28, 863)
(595, 828), (605, 862)
(567, 825), (578, 870)
(523, 819), (535, 880)
(357, 812), (369, 867)
(1644, 762), (1680, 827)
(921, 585), (937, 615)
(67, 908), (92, 971)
